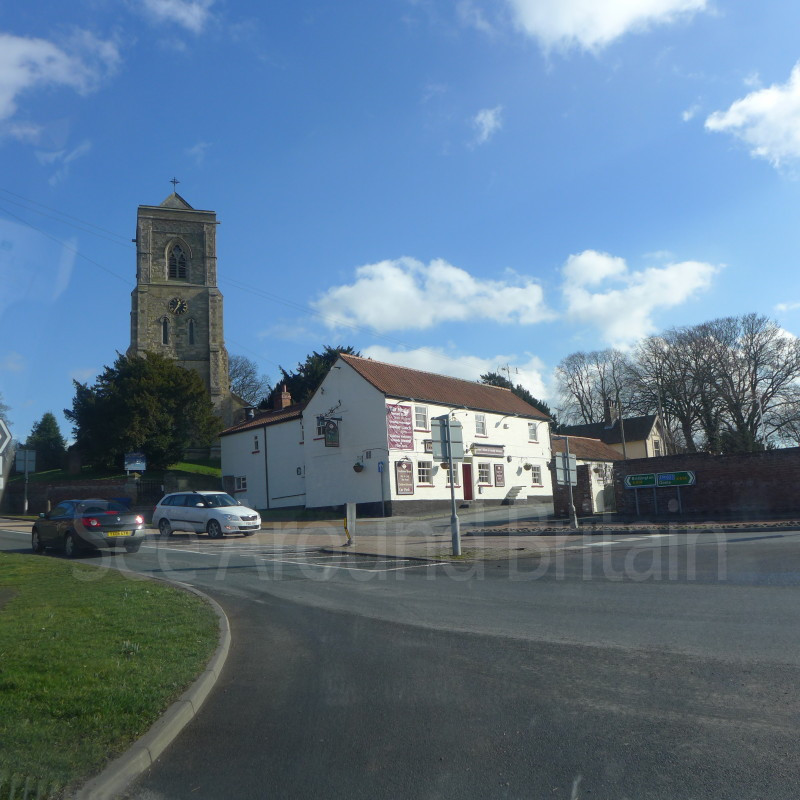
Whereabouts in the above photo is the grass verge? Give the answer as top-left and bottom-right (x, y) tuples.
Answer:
(0, 553), (219, 798)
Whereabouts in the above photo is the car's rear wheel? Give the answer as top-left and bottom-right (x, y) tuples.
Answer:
(31, 529), (45, 554)
(125, 541), (141, 554)
(158, 518), (172, 537)
(64, 532), (80, 558)
(207, 519), (223, 539)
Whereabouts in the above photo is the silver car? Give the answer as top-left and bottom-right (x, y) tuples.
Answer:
(152, 491), (262, 539)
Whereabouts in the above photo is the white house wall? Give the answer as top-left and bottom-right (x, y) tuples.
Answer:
(303, 359), (553, 510)
(304, 362), (389, 509)
(221, 419), (304, 510)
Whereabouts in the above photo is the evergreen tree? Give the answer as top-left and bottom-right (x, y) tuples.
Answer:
(25, 412), (67, 471)
(480, 371), (556, 423)
(265, 345), (360, 406)
(65, 352), (220, 470)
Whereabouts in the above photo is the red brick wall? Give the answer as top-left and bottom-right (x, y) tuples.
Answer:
(549, 462), (593, 517)
(613, 448), (800, 517)
(3, 479), (132, 514)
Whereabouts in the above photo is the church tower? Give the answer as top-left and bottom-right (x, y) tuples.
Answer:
(128, 191), (236, 426)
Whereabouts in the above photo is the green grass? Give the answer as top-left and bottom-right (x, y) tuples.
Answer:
(0, 553), (219, 798)
(165, 460), (222, 477)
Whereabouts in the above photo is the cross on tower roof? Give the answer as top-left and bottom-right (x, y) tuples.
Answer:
(170, 177), (180, 190)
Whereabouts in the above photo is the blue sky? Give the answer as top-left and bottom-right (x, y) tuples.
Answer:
(2, 0), (800, 445)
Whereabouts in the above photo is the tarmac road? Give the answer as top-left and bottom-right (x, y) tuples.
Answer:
(2, 526), (800, 799)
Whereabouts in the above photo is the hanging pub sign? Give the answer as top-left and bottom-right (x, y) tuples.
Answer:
(395, 460), (414, 495)
(494, 464), (505, 487)
(324, 420), (340, 447)
(471, 444), (505, 458)
(387, 404), (413, 450)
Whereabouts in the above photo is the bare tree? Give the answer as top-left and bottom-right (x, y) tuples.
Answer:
(229, 355), (272, 406)
(555, 349), (633, 425)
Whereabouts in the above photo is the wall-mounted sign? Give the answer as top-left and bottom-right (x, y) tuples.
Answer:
(494, 464), (505, 487)
(324, 420), (339, 447)
(656, 471), (696, 487)
(387, 404), (413, 450)
(395, 460), (414, 495)
(471, 444), (504, 458)
(624, 473), (656, 488)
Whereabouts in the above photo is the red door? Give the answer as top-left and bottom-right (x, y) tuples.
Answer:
(462, 463), (474, 500)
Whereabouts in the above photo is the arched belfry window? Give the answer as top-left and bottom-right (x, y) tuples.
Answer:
(188, 318), (195, 345)
(161, 317), (170, 345)
(168, 244), (188, 280)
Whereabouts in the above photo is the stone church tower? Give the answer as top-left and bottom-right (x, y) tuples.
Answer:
(128, 192), (240, 429)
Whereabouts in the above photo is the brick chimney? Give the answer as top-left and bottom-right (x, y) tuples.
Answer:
(273, 384), (293, 410)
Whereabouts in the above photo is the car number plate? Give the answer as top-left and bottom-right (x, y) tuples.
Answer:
(106, 531), (132, 537)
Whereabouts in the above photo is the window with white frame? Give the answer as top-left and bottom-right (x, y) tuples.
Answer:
(445, 462), (459, 486)
(477, 462), (491, 484)
(530, 464), (542, 485)
(414, 405), (429, 430)
(528, 422), (538, 442)
(475, 413), (487, 436)
(235, 476), (247, 491)
(316, 416), (326, 437)
(653, 439), (662, 457)
(417, 460), (433, 484)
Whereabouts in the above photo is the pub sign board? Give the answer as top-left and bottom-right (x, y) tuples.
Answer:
(387, 404), (414, 450)
(324, 420), (340, 447)
(395, 461), (414, 495)
(493, 464), (505, 487)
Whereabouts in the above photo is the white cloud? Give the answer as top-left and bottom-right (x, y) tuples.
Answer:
(472, 105), (503, 145)
(705, 63), (800, 169)
(313, 257), (553, 333)
(776, 301), (800, 313)
(457, 1), (495, 35)
(0, 31), (119, 123)
(0, 352), (25, 372)
(186, 140), (211, 164)
(35, 139), (93, 185)
(506, 0), (707, 52)
(361, 346), (551, 401)
(140, 0), (216, 33)
(681, 103), (700, 122)
(561, 249), (720, 346)
(70, 367), (100, 383)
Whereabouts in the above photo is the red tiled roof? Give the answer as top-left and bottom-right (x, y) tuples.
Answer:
(551, 435), (623, 462)
(339, 353), (550, 420)
(220, 403), (305, 437)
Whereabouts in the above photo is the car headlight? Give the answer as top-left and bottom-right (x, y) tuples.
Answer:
(223, 514), (237, 521)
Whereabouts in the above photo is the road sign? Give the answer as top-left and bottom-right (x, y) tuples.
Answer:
(377, 461), (384, 473)
(15, 449), (35, 473)
(125, 452), (147, 472)
(554, 452), (577, 486)
(657, 471), (696, 487)
(431, 416), (464, 462)
(0, 418), (10, 455)
(624, 473), (656, 488)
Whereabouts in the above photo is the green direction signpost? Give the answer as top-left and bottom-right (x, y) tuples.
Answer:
(624, 473), (656, 488)
(656, 471), (696, 487)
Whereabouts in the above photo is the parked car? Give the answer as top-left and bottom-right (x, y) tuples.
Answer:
(152, 491), (262, 538)
(32, 499), (146, 557)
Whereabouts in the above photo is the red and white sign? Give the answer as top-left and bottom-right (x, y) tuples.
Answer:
(387, 404), (413, 450)
(395, 461), (414, 495)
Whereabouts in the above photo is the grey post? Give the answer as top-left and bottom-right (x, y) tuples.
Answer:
(445, 414), (461, 556)
(563, 436), (579, 530)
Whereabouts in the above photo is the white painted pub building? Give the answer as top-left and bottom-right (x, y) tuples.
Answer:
(220, 353), (554, 516)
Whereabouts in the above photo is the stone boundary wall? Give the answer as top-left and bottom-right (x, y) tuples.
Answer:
(613, 447), (800, 517)
(3, 479), (133, 515)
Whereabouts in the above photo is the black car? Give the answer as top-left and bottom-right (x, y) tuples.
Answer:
(32, 498), (146, 557)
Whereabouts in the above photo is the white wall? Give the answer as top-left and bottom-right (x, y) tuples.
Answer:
(304, 358), (553, 508)
(304, 362), (389, 508)
(220, 418), (305, 510)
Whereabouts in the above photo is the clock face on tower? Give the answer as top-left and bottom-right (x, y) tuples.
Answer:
(168, 297), (188, 315)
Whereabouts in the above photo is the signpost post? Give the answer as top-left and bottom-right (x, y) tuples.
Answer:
(552, 436), (578, 530)
(432, 415), (464, 556)
(15, 449), (35, 514)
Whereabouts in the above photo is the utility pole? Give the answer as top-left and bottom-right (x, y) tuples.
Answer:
(445, 414), (461, 556)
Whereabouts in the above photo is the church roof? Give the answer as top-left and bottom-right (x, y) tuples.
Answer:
(338, 353), (550, 420)
(159, 192), (194, 210)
